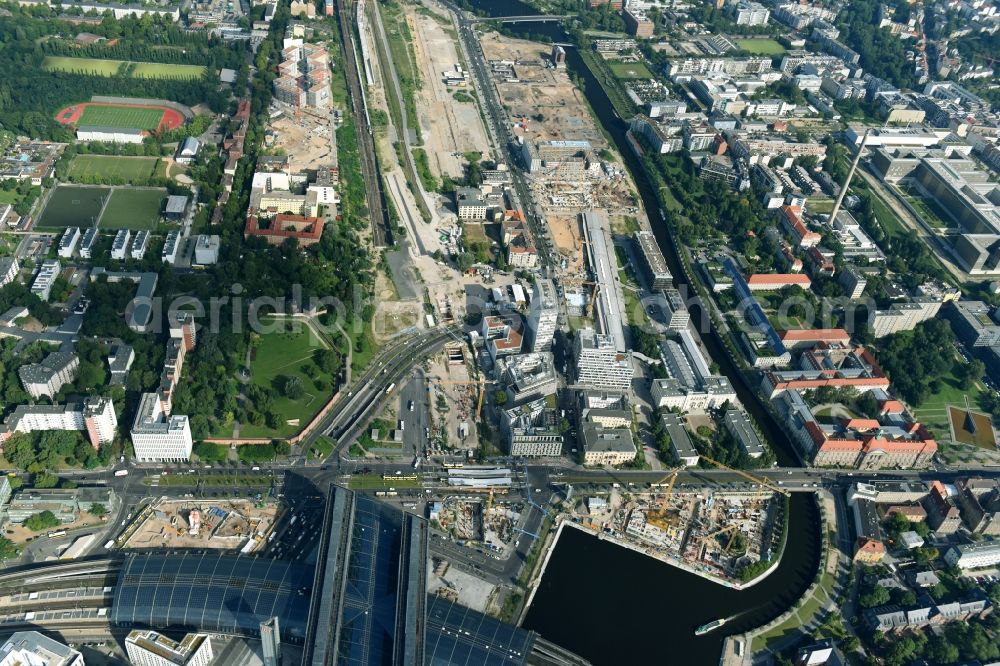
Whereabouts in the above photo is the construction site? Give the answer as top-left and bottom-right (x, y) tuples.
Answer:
(576, 466), (788, 584)
(117, 498), (279, 553)
(429, 494), (524, 557)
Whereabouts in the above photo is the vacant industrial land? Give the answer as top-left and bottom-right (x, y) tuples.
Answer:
(100, 188), (167, 229)
(480, 32), (608, 149)
(67, 155), (160, 182)
(43, 56), (206, 79)
(35, 185), (109, 229)
(407, 0), (490, 180)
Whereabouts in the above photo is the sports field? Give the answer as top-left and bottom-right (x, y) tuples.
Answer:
(78, 105), (165, 131)
(736, 38), (785, 55)
(100, 188), (167, 230)
(43, 56), (206, 80)
(67, 155), (160, 181)
(35, 185), (109, 229)
(607, 61), (654, 80)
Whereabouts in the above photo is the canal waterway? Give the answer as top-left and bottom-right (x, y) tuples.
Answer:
(455, 0), (825, 662)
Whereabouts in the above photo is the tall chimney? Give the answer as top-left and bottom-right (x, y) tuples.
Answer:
(828, 128), (870, 225)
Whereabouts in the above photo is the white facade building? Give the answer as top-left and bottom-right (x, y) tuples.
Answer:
(131, 392), (193, 462)
(126, 630), (213, 666)
(527, 279), (558, 352)
(574, 328), (634, 390)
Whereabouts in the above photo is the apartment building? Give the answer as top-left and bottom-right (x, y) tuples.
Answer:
(634, 230), (672, 289)
(0, 256), (19, 288)
(501, 397), (562, 457)
(18, 351), (79, 399)
(868, 299), (942, 338)
(30, 259), (60, 301)
(496, 352), (557, 405)
(0, 396), (117, 450)
(730, 1), (769, 25)
(111, 228), (132, 260)
(57, 227), (81, 258)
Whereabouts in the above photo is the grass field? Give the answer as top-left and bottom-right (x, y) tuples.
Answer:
(910, 361), (988, 438)
(67, 155), (159, 182)
(607, 61), (654, 80)
(35, 185), (109, 229)
(240, 324), (333, 438)
(43, 56), (206, 80)
(78, 105), (164, 131)
(102, 189), (165, 229)
(736, 38), (786, 55)
(100, 188), (167, 230)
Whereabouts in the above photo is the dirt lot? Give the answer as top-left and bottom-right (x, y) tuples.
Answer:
(123, 499), (278, 551)
(548, 212), (584, 262)
(407, 0), (490, 179)
(480, 32), (607, 150)
(268, 112), (336, 172)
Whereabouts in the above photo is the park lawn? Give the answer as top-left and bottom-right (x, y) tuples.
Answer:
(36, 185), (109, 229)
(43, 56), (205, 79)
(67, 155), (159, 182)
(808, 198), (834, 214)
(240, 325), (333, 438)
(0, 191), (19, 204)
(910, 361), (988, 438)
(79, 105), (164, 131)
(736, 38), (786, 55)
(99, 188), (166, 230)
(607, 60), (654, 80)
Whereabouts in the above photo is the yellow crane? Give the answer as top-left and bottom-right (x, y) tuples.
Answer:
(698, 454), (788, 496)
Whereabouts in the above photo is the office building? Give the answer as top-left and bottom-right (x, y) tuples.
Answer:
(660, 412), (699, 466)
(950, 300), (1000, 347)
(194, 235), (221, 265)
(840, 266), (868, 300)
(944, 541), (1000, 570)
(273, 40), (331, 108)
(131, 392), (193, 462)
(651, 331), (736, 412)
(501, 397), (562, 457)
(574, 328), (634, 390)
(580, 419), (636, 466)
(108, 343), (135, 386)
(30, 259), (60, 301)
(723, 409), (765, 458)
(527, 279), (558, 352)
(125, 630), (213, 666)
(496, 352), (557, 406)
(19, 351), (79, 399)
(661, 288), (689, 330)
(0, 631), (83, 666)
(634, 230), (672, 288)
(869, 299), (942, 338)
(623, 7), (654, 37)
(455, 187), (488, 220)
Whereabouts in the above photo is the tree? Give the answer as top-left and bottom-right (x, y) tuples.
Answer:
(24, 510), (60, 532)
(89, 503), (107, 517)
(0, 537), (19, 562)
(274, 440), (291, 456)
(859, 585), (890, 608)
(960, 359), (986, 390)
(494, 390), (508, 407)
(914, 546), (939, 565)
(32, 472), (60, 489)
(283, 375), (304, 400)
(925, 636), (959, 664)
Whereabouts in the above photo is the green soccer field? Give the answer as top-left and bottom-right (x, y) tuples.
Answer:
(131, 62), (206, 79)
(78, 105), (165, 131)
(607, 61), (654, 80)
(99, 188), (167, 230)
(67, 155), (160, 182)
(736, 38), (786, 55)
(35, 185), (110, 229)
